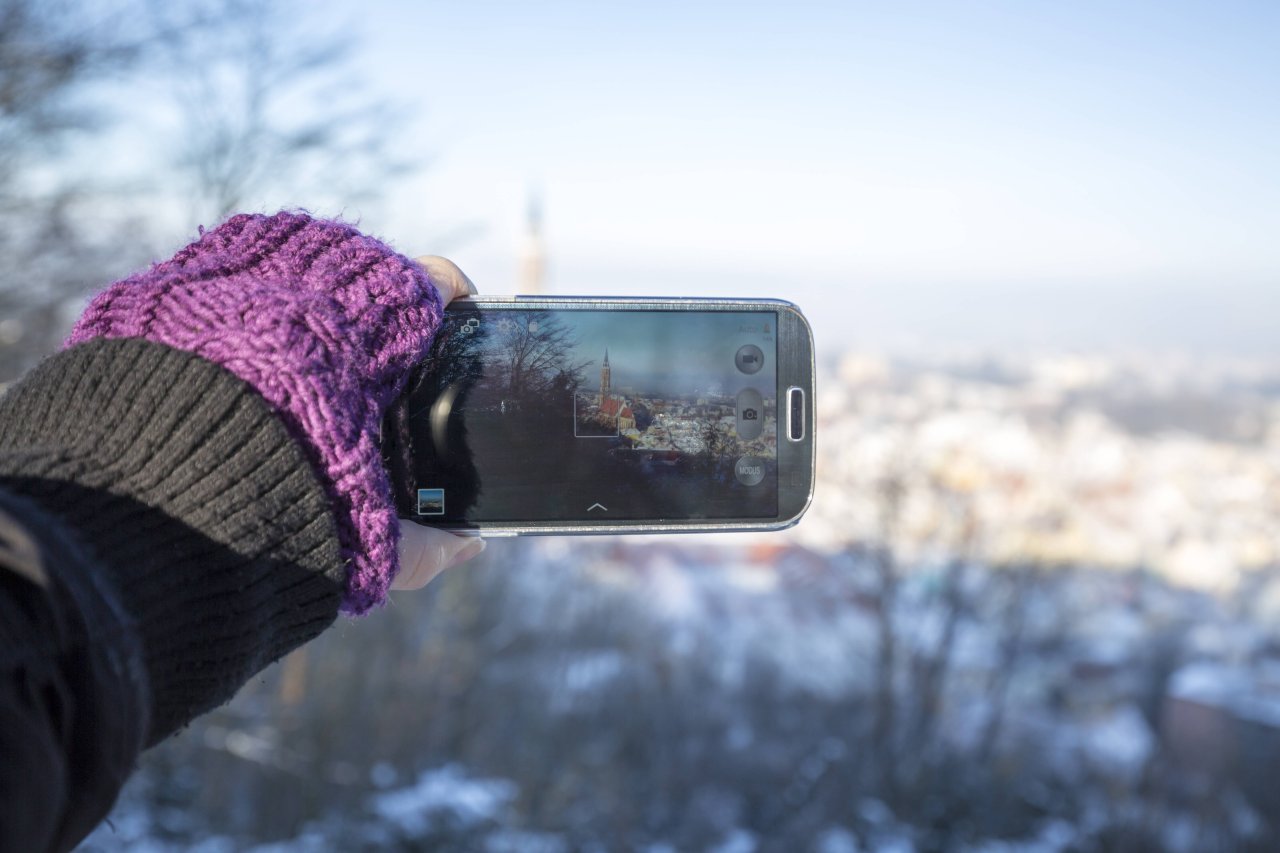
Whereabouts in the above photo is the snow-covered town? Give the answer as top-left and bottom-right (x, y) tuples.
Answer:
(83, 349), (1280, 852)
(577, 388), (779, 462)
(801, 350), (1280, 590)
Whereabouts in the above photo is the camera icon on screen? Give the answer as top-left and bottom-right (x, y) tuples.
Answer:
(736, 389), (764, 440)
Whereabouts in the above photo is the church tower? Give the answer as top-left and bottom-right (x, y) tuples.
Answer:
(599, 348), (611, 406)
(518, 191), (547, 294)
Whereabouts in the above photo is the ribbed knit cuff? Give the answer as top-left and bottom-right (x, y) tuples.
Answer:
(0, 338), (344, 743)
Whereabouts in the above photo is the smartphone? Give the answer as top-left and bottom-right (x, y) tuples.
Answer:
(381, 296), (814, 535)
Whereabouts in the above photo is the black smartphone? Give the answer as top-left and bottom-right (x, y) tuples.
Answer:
(382, 296), (815, 535)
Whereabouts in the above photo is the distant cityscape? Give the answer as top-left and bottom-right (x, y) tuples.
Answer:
(796, 349), (1280, 591)
(575, 347), (777, 461)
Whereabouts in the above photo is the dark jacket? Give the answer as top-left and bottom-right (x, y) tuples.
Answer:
(0, 337), (345, 852)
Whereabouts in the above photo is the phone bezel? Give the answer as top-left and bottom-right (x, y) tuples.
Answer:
(400, 295), (816, 536)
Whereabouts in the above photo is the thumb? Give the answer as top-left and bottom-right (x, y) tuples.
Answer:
(393, 522), (486, 590)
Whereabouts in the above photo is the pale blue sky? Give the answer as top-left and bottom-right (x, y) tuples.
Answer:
(554, 310), (776, 397)
(138, 1), (1280, 354)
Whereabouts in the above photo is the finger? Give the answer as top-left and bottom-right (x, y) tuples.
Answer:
(393, 521), (486, 590)
(413, 255), (478, 306)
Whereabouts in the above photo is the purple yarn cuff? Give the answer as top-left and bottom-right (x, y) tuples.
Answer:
(67, 212), (444, 614)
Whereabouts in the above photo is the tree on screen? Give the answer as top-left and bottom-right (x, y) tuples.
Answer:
(486, 311), (587, 404)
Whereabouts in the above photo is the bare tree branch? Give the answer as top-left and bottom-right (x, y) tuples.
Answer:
(149, 0), (421, 222)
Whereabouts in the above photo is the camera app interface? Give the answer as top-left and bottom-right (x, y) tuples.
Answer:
(394, 309), (780, 523)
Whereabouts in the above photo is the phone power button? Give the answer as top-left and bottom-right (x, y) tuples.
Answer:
(786, 387), (805, 441)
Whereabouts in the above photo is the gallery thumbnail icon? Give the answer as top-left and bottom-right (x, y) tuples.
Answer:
(417, 488), (446, 516)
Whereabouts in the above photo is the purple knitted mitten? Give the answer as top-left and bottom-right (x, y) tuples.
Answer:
(68, 212), (444, 614)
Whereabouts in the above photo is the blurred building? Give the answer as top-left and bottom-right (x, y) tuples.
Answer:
(518, 191), (546, 294)
(1162, 661), (1280, 818)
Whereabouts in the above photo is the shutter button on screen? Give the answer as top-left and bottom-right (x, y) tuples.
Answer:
(735, 388), (764, 440)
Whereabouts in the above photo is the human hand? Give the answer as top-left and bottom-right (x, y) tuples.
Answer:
(392, 256), (484, 590)
(68, 214), (483, 612)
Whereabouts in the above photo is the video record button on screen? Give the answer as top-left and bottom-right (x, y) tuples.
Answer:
(736, 344), (765, 374)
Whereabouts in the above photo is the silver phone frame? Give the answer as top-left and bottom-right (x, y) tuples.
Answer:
(403, 295), (816, 537)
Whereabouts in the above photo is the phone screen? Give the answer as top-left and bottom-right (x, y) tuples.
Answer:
(388, 307), (780, 524)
